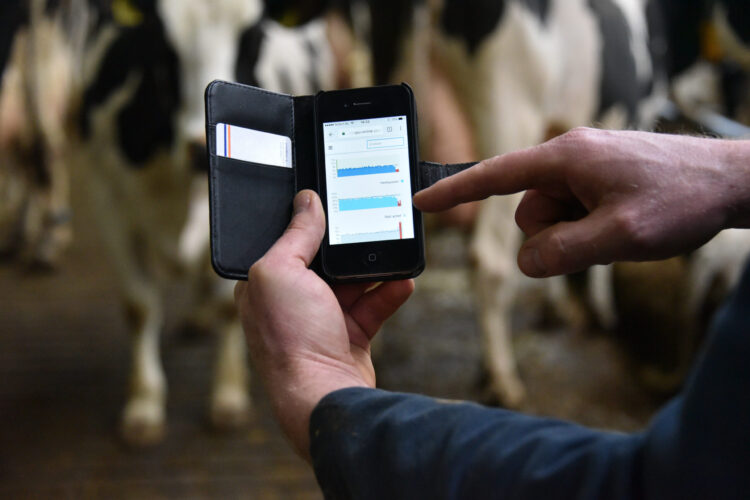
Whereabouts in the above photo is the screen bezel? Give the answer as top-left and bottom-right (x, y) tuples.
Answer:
(314, 85), (424, 280)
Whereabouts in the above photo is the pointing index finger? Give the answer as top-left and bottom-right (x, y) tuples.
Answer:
(413, 142), (563, 212)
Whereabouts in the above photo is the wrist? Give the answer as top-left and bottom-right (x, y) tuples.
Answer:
(266, 359), (370, 462)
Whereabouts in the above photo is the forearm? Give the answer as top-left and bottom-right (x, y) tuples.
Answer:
(310, 388), (645, 500)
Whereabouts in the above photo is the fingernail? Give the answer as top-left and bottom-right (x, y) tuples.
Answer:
(519, 247), (546, 277)
(293, 191), (311, 215)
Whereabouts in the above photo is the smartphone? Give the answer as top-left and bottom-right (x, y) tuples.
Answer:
(314, 84), (425, 282)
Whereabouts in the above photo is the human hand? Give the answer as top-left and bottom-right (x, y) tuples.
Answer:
(414, 128), (750, 277)
(234, 190), (414, 461)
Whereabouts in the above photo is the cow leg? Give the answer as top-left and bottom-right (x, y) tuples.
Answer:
(175, 179), (250, 429)
(207, 276), (250, 430)
(211, 317), (250, 429)
(185, 277), (250, 430)
(472, 194), (526, 408)
(18, 147), (72, 268)
(121, 283), (166, 447)
(28, 146), (72, 267)
(185, 265), (250, 430)
(87, 174), (166, 446)
(467, 71), (550, 408)
(23, 13), (73, 268)
(586, 264), (617, 331)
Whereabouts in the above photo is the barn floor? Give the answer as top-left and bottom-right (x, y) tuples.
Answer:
(0, 170), (664, 498)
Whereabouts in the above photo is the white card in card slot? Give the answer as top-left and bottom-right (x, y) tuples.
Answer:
(216, 123), (292, 168)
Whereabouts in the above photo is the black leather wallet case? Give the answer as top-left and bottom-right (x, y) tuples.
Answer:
(205, 80), (476, 281)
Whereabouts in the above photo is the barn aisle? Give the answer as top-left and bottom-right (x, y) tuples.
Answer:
(0, 172), (322, 499)
(0, 167), (663, 499)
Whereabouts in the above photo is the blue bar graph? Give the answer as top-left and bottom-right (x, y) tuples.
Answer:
(341, 229), (401, 243)
(338, 164), (397, 177)
(339, 196), (400, 211)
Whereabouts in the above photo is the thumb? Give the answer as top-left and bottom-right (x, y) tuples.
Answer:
(517, 209), (625, 277)
(265, 190), (326, 268)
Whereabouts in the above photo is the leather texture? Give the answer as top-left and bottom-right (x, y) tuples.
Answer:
(419, 161), (477, 189)
(205, 80), (477, 280)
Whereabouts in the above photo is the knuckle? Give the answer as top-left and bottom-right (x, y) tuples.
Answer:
(556, 127), (599, 154)
(515, 200), (534, 234)
(613, 208), (651, 253)
(564, 126), (597, 143)
(286, 218), (307, 235)
(287, 211), (323, 242)
(545, 127), (600, 169)
(544, 231), (569, 270)
(473, 156), (495, 176)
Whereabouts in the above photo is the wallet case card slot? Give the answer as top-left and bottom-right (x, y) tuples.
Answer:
(206, 81), (300, 279)
(210, 156), (294, 280)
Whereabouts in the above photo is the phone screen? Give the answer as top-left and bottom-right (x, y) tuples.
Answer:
(322, 115), (415, 246)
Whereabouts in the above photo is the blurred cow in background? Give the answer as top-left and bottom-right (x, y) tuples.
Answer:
(74, 0), (336, 446)
(5, 0), (748, 444)
(281, 0), (659, 406)
(662, 0), (750, 130)
(439, 0), (750, 405)
(337, 0), (750, 406)
(420, 0), (668, 407)
(0, 0), (83, 267)
(611, 0), (750, 393)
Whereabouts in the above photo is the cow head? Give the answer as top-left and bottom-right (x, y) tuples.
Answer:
(79, 0), (262, 170)
(158, 0), (262, 147)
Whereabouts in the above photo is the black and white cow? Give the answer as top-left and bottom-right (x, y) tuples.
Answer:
(276, 0), (665, 406)
(435, 0), (750, 403)
(338, 0), (750, 405)
(415, 0), (667, 406)
(274, 0), (750, 405)
(75, 0), (336, 446)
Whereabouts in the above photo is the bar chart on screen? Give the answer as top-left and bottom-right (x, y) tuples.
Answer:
(338, 222), (403, 244)
(338, 195), (401, 212)
(333, 156), (400, 178)
(323, 115), (414, 246)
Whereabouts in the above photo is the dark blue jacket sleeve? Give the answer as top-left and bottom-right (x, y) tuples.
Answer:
(310, 263), (750, 500)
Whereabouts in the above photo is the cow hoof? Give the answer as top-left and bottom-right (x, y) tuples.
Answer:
(637, 364), (684, 395)
(121, 399), (166, 447)
(482, 377), (526, 410)
(30, 239), (65, 270)
(210, 387), (250, 431)
(27, 217), (73, 270)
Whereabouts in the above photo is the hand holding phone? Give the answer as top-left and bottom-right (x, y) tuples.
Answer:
(204, 81), (470, 282)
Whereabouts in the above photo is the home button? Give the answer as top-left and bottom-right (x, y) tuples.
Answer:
(367, 253), (377, 262)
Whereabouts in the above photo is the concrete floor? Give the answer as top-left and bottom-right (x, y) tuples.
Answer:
(0, 178), (321, 499)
